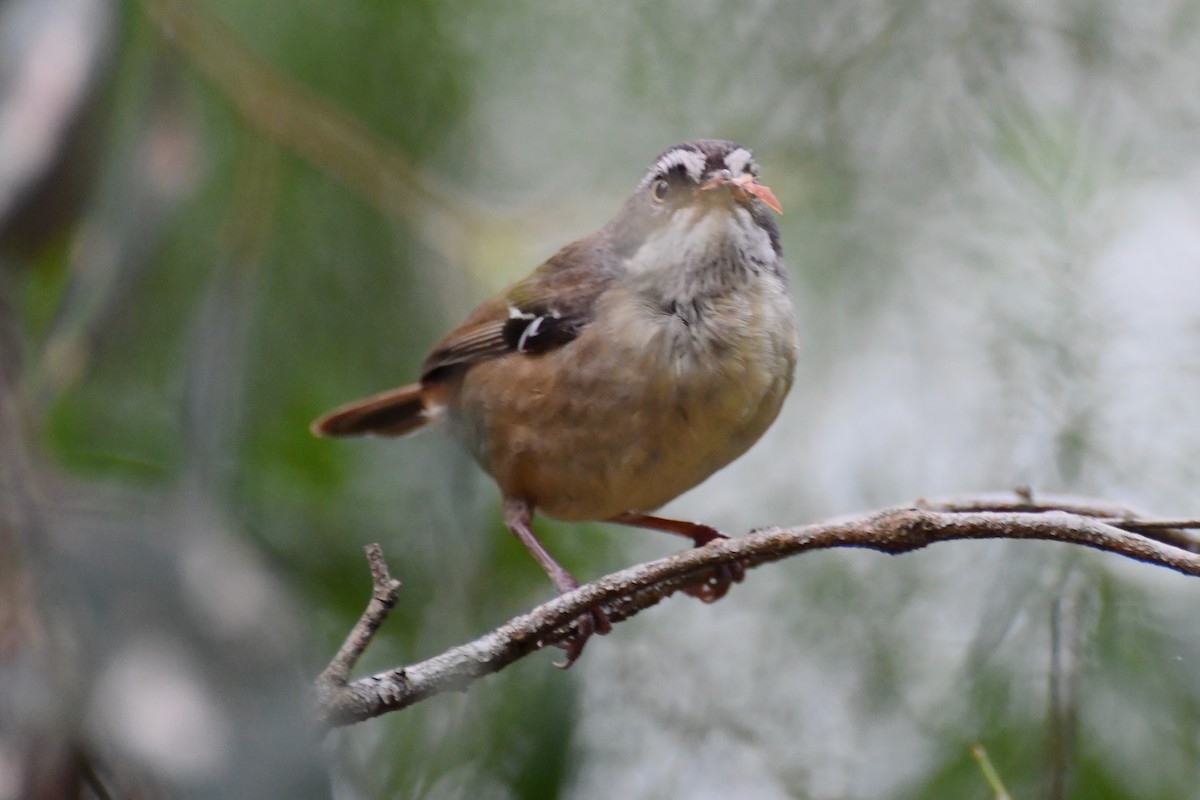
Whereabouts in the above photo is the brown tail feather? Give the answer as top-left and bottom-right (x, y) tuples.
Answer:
(311, 384), (429, 437)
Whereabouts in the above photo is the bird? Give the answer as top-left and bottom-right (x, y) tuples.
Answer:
(312, 139), (798, 666)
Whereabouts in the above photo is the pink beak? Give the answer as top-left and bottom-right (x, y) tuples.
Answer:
(700, 172), (782, 214)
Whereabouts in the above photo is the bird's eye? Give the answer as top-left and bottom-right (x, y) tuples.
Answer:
(652, 179), (670, 202)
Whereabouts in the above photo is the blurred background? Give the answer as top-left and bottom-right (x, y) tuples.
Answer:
(3, 0), (1200, 797)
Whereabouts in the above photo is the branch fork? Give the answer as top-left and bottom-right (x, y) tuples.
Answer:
(313, 493), (1200, 730)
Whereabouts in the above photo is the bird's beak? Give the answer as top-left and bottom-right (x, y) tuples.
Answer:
(737, 175), (783, 215)
(700, 173), (783, 215)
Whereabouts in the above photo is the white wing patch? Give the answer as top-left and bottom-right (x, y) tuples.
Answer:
(516, 316), (545, 352)
(507, 304), (564, 353)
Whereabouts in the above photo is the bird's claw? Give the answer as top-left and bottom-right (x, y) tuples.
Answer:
(553, 607), (611, 669)
(682, 558), (746, 603)
(679, 530), (746, 603)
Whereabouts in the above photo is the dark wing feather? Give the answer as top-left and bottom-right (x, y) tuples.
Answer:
(501, 308), (583, 354)
(420, 233), (615, 381)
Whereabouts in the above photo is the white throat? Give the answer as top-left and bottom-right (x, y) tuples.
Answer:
(623, 204), (776, 303)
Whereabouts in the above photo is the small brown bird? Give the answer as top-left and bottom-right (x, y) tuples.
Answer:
(313, 140), (797, 665)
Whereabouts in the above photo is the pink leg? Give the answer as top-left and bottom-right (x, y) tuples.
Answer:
(609, 512), (726, 546)
(503, 498), (610, 667)
(608, 512), (745, 603)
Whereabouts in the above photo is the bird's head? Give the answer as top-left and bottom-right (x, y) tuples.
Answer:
(606, 140), (784, 301)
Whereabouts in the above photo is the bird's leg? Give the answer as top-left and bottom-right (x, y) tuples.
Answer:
(608, 512), (746, 603)
(503, 498), (610, 668)
(609, 512), (726, 546)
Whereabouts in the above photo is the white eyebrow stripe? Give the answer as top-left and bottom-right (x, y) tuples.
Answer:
(723, 147), (754, 176)
(640, 148), (707, 187)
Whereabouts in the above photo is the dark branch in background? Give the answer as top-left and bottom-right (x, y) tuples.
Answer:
(136, 0), (473, 254)
(312, 492), (1200, 730)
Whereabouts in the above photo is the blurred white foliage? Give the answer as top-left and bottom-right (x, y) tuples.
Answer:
(0, 0), (112, 220)
(433, 1), (1200, 797)
(90, 638), (232, 781)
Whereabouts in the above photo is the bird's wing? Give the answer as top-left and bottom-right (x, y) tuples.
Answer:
(312, 237), (616, 437)
(420, 235), (614, 381)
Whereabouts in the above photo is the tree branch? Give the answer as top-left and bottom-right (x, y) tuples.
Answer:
(312, 494), (1200, 730)
(314, 544), (402, 693)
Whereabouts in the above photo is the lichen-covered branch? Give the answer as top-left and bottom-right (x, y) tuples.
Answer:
(313, 494), (1200, 730)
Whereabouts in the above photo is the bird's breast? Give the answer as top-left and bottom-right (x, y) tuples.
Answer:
(451, 280), (797, 521)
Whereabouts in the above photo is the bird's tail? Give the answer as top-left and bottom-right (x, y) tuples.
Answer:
(310, 384), (429, 437)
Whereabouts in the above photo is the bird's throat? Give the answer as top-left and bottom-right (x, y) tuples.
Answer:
(624, 204), (777, 308)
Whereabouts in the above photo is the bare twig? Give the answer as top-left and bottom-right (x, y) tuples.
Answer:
(313, 544), (402, 708)
(916, 492), (1200, 552)
(313, 496), (1200, 729)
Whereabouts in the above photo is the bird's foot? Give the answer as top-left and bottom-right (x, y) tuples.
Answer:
(680, 532), (746, 603)
(554, 606), (611, 669)
(608, 513), (749, 604)
(504, 498), (612, 667)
